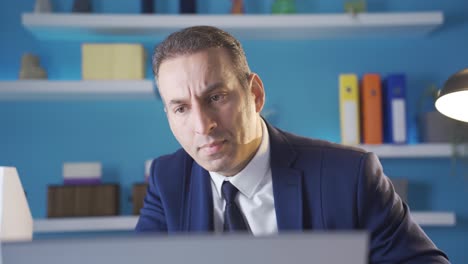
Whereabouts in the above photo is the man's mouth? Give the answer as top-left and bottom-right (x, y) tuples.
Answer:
(199, 140), (226, 155)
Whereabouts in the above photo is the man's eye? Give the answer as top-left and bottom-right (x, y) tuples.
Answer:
(174, 106), (186, 114)
(210, 94), (225, 102)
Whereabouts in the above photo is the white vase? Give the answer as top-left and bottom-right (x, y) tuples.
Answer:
(34, 0), (52, 13)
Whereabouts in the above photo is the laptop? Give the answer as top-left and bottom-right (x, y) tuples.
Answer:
(3, 231), (368, 264)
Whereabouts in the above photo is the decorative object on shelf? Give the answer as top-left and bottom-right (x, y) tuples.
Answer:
(180, 0), (196, 14)
(231, 0), (244, 14)
(34, 0), (52, 13)
(47, 184), (120, 217)
(19, 53), (47, 80)
(141, 0), (154, 14)
(82, 43), (146, 80)
(344, 0), (367, 15)
(435, 69), (468, 123)
(72, 0), (92, 13)
(272, 0), (296, 14)
(420, 111), (463, 143)
(63, 162), (102, 185)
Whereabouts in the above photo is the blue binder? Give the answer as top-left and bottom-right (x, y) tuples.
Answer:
(383, 74), (407, 144)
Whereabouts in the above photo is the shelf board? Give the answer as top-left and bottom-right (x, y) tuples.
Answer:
(357, 143), (467, 158)
(33, 211), (455, 233)
(22, 12), (443, 40)
(34, 216), (138, 233)
(0, 80), (156, 100)
(411, 212), (456, 227)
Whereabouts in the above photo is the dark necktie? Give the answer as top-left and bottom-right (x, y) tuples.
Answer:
(222, 181), (248, 232)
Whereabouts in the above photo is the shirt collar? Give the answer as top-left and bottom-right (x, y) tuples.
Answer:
(210, 119), (271, 199)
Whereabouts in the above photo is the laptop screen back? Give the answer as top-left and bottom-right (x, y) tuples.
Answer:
(3, 232), (368, 264)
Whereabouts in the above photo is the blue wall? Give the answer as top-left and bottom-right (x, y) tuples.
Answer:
(1, 0), (467, 262)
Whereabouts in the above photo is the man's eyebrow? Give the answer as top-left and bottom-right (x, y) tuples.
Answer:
(203, 82), (225, 95)
(167, 99), (185, 107)
(167, 82), (225, 106)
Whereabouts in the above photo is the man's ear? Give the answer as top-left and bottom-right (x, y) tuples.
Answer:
(248, 73), (266, 113)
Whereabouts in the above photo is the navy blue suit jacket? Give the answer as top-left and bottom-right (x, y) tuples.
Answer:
(136, 123), (449, 263)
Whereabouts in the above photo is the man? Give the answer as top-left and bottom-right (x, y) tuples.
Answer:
(136, 26), (449, 263)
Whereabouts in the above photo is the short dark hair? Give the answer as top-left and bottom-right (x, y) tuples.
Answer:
(152, 26), (251, 88)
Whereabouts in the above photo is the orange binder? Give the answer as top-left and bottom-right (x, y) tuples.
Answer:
(361, 74), (383, 144)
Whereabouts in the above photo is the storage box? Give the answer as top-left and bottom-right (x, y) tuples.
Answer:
(132, 183), (148, 215)
(82, 44), (146, 80)
(47, 184), (119, 217)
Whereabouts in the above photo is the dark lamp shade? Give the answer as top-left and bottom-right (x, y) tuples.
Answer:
(435, 69), (468, 122)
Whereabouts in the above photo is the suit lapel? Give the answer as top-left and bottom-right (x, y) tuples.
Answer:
(267, 123), (304, 231)
(186, 163), (214, 232)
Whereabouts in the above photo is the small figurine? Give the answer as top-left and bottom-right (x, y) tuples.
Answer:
(180, 0), (196, 14)
(34, 0), (53, 13)
(141, 0), (154, 14)
(19, 53), (47, 80)
(344, 0), (367, 15)
(72, 0), (92, 13)
(231, 0), (244, 14)
(272, 0), (296, 14)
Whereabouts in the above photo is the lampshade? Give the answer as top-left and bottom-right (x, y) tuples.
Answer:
(435, 69), (468, 122)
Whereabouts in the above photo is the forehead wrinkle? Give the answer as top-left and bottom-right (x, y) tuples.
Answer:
(159, 48), (236, 108)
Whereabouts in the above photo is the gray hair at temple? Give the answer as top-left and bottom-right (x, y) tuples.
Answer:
(152, 25), (252, 89)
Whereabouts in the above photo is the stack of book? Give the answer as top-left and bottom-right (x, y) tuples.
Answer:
(47, 162), (119, 218)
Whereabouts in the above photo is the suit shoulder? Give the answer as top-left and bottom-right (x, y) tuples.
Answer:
(150, 148), (192, 178)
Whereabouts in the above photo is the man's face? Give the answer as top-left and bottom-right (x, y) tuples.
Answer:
(157, 47), (265, 176)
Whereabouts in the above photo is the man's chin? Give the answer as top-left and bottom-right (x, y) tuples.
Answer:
(198, 158), (231, 174)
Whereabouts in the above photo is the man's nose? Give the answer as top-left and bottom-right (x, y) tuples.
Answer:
(193, 104), (217, 135)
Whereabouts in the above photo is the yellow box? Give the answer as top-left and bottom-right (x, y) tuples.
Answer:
(82, 44), (146, 80)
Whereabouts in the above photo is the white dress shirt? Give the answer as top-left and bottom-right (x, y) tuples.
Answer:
(209, 120), (277, 236)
